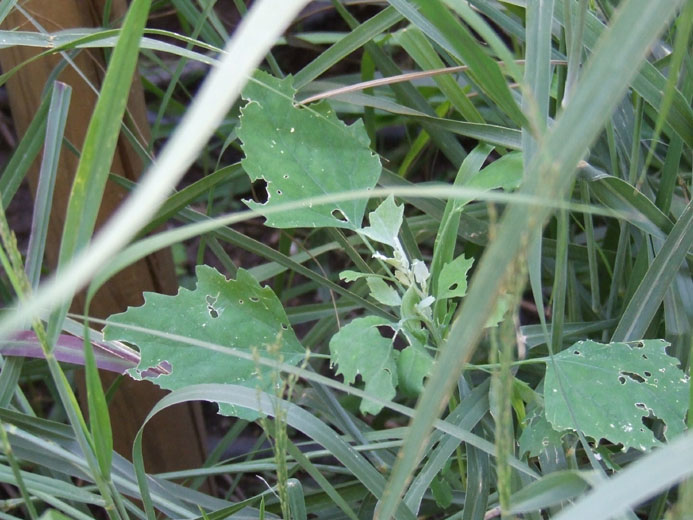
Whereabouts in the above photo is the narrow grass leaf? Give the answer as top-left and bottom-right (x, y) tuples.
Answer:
(287, 479), (307, 520)
(294, 6), (402, 89)
(54, 0), (151, 268)
(397, 26), (484, 123)
(508, 471), (592, 514)
(581, 166), (673, 239)
(612, 199), (693, 341)
(90, 206), (394, 321)
(0, 86), (51, 208)
(24, 82), (71, 288)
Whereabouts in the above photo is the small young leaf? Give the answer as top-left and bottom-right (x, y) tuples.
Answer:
(397, 344), (434, 397)
(400, 286), (422, 324)
(104, 266), (305, 420)
(238, 71), (381, 229)
(437, 254), (474, 300)
(519, 407), (567, 458)
(431, 476), (453, 509)
(411, 259), (430, 287)
(472, 151), (523, 191)
(340, 270), (370, 282)
(366, 276), (401, 306)
(360, 195), (404, 248)
(329, 316), (398, 415)
(545, 339), (690, 451)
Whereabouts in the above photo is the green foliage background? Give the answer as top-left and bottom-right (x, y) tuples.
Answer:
(0, 0), (691, 519)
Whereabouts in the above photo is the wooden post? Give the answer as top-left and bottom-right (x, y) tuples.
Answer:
(0, 1), (208, 475)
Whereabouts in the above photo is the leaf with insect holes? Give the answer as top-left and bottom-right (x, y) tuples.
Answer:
(238, 70), (381, 229)
(329, 316), (398, 415)
(103, 266), (304, 420)
(437, 254), (474, 299)
(545, 339), (690, 451)
(360, 195), (404, 247)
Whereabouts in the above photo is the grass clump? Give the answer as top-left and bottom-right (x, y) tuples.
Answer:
(0, 1), (691, 519)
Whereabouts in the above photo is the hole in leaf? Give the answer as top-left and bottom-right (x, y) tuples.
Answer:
(250, 296), (259, 302)
(208, 307), (219, 319)
(283, 174), (289, 179)
(281, 323), (289, 330)
(644, 371), (652, 377)
(331, 208), (349, 223)
(238, 299), (244, 305)
(573, 350), (582, 355)
(449, 282), (459, 291)
(375, 325), (407, 349)
(619, 371), (646, 383)
(618, 375), (626, 385)
(641, 415), (666, 443)
(635, 402), (647, 410)
(251, 179), (268, 203)
(376, 325), (395, 339)
(642, 354), (648, 360)
(276, 189), (282, 195)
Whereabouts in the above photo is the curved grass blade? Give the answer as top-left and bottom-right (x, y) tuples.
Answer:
(24, 81), (71, 287)
(132, 384), (418, 520)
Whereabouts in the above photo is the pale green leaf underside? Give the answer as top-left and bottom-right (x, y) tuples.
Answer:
(545, 339), (689, 451)
(340, 270), (371, 282)
(366, 276), (401, 306)
(329, 316), (397, 415)
(104, 265), (304, 419)
(360, 194), (404, 247)
(238, 70), (381, 229)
